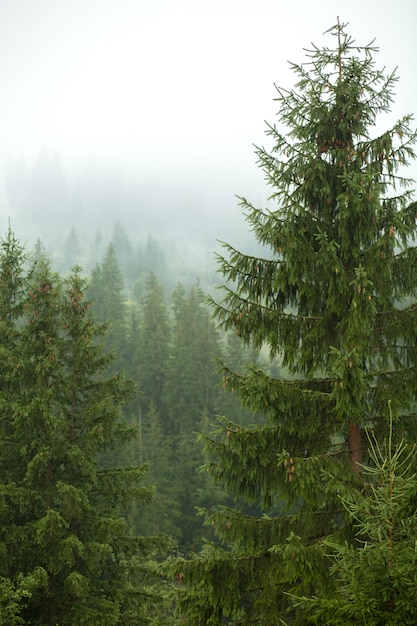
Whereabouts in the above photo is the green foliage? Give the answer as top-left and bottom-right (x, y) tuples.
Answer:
(295, 411), (417, 624)
(0, 575), (31, 626)
(0, 234), (166, 625)
(88, 259), (239, 556)
(88, 243), (129, 372)
(136, 273), (171, 419)
(169, 20), (417, 625)
(164, 282), (221, 435)
(130, 404), (181, 539)
(84, 240), (269, 556)
(162, 283), (230, 552)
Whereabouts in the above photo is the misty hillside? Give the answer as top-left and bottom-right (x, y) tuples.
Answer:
(2, 150), (269, 292)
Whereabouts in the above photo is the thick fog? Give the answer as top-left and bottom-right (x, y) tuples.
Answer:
(0, 0), (416, 265)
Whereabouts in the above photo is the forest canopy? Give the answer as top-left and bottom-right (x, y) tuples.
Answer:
(1, 17), (417, 626)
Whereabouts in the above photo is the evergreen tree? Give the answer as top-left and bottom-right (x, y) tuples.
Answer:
(168, 21), (417, 624)
(164, 283), (220, 436)
(143, 235), (166, 280)
(295, 408), (417, 625)
(88, 229), (104, 272)
(0, 230), (32, 626)
(62, 225), (82, 271)
(111, 221), (134, 284)
(163, 283), (224, 553)
(0, 238), (165, 625)
(0, 575), (31, 626)
(88, 244), (129, 372)
(32, 238), (49, 263)
(136, 273), (171, 422)
(217, 331), (269, 428)
(132, 403), (182, 540)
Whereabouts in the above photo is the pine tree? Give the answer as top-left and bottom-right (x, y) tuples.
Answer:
(0, 239), (165, 625)
(111, 221), (134, 284)
(62, 225), (82, 271)
(132, 403), (182, 540)
(217, 331), (270, 428)
(168, 20), (417, 624)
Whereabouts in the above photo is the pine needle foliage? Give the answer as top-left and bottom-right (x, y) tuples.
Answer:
(0, 231), (165, 625)
(295, 407), (417, 624)
(167, 20), (417, 625)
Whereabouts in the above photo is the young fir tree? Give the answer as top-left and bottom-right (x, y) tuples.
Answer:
(295, 405), (417, 625)
(168, 20), (417, 625)
(0, 240), (165, 625)
(132, 403), (182, 541)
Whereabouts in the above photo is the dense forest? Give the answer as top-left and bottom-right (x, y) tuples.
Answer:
(9, 224), (274, 530)
(2, 18), (417, 626)
(0, 224), (273, 624)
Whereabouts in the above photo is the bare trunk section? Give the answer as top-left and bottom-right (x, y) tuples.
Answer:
(349, 423), (362, 473)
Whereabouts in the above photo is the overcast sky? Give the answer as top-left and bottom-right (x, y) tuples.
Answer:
(0, 0), (416, 234)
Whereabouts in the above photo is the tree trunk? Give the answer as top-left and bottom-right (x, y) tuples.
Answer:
(349, 423), (362, 473)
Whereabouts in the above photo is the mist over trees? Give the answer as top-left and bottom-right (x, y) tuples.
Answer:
(0, 17), (416, 626)
(3, 150), (264, 282)
(4, 151), (267, 308)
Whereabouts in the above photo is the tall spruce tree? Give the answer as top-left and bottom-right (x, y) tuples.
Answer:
(168, 20), (417, 625)
(0, 238), (165, 625)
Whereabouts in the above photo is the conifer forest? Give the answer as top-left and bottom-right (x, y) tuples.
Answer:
(2, 19), (417, 625)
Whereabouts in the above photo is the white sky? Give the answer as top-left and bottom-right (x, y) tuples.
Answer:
(0, 0), (416, 190)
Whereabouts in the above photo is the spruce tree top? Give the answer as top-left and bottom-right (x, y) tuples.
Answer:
(212, 18), (417, 439)
(206, 19), (417, 501)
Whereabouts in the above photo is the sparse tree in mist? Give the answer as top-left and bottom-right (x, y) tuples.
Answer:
(88, 243), (129, 373)
(167, 20), (417, 624)
(5, 152), (69, 235)
(62, 225), (82, 270)
(136, 273), (171, 421)
(111, 221), (134, 281)
(162, 283), (225, 553)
